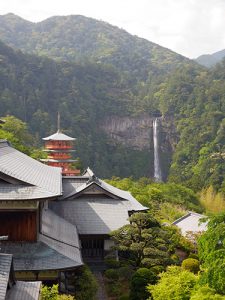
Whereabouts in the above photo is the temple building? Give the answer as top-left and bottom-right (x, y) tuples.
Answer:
(41, 122), (80, 176)
(0, 134), (147, 296)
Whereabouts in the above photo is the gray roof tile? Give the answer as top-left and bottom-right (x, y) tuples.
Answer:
(0, 141), (62, 199)
(173, 212), (208, 236)
(0, 254), (12, 300)
(43, 131), (75, 141)
(50, 198), (130, 235)
(6, 281), (41, 300)
(0, 241), (82, 271)
(41, 209), (80, 248)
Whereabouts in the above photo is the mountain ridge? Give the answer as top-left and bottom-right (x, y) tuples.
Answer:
(196, 48), (225, 68)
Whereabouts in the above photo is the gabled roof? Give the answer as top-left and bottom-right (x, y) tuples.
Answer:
(50, 198), (130, 235)
(43, 130), (75, 141)
(0, 140), (62, 199)
(173, 211), (208, 236)
(0, 254), (13, 299)
(61, 168), (148, 211)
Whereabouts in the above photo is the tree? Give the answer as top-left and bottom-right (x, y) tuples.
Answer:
(111, 212), (176, 268)
(198, 213), (225, 294)
(147, 266), (198, 300)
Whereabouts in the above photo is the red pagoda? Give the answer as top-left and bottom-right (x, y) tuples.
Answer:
(41, 115), (80, 176)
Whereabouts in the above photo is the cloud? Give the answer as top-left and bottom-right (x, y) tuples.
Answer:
(0, 0), (225, 57)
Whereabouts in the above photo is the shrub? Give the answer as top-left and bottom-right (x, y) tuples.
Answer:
(105, 268), (119, 281)
(182, 258), (200, 274)
(191, 286), (225, 299)
(130, 268), (157, 300)
(189, 253), (199, 260)
(73, 265), (98, 300)
(41, 285), (75, 300)
(118, 266), (134, 280)
(148, 266), (198, 300)
(104, 257), (120, 268)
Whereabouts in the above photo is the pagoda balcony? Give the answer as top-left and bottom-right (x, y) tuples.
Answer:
(45, 143), (73, 150)
(48, 154), (72, 160)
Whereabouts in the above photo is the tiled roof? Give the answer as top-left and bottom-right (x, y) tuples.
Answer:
(41, 209), (80, 250)
(43, 131), (75, 141)
(6, 281), (41, 300)
(0, 185), (58, 200)
(61, 177), (88, 199)
(0, 209), (83, 272)
(0, 254), (12, 300)
(0, 141), (62, 199)
(0, 241), (82, 271)
(61, 168), (148, 211)
(50, 198), (130, 235)
(173, 212), (208, 236)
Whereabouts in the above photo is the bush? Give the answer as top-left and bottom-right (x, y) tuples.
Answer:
(118, 294), (129, 300)
(105, 268), (119, 281)
(104, 257), (120, 268)
(130, 268), (157, 300)
(148, 266), (198, 300)
(118, 266), (134, 280)
(73, 265), (98, 300)
(41, 285), (75, 300)
(182, 258), (200, 274)
(189, 253), (199, 260)
(191, 286), (225, 299)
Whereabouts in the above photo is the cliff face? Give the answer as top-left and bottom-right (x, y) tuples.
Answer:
(100, 114), (178, 180)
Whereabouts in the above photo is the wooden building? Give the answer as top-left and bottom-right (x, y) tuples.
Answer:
(0, 139), (147, 293)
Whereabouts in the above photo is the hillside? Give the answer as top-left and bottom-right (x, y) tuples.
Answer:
(0, 14), (224, 194)
(196, 49), (225, 68)
(0, 13), (192, 83)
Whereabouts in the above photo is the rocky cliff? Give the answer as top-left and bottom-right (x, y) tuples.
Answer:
(100, 114), (178, 180)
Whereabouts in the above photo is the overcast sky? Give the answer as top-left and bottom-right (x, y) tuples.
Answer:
(1, 0), (225, 58)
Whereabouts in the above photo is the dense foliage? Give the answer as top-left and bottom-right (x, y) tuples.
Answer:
(111, 212), (190, 269)
(147, 266), (198, 300)
(198, 213), (225, 294)
(0, 14), (225, 194)
(106, 177), (201, 222)
(41, 284), (75, 300)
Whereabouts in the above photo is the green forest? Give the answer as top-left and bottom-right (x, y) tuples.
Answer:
(0, 13), (225, 300)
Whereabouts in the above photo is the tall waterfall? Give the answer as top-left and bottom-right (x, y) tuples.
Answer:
(153, 118), (162, 182)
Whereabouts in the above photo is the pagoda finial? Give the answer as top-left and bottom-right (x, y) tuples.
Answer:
(57, 112), (61, 133)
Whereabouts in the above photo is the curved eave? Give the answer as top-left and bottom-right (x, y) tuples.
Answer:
(41, 159), (76, 163)
(43, 149), (76, 152)
(43, 131), (76, 141)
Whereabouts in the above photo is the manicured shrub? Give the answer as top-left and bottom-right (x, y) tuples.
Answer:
(182, 258), (200, 274)
(105, 268), (119, 281)
(73, 265), (98, 300)
(104, 257), (120, 268)
(118, 266), (134, 280)
(130, 268), (157, 300)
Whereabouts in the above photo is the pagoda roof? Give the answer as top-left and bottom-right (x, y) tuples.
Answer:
(0, 140), (62, 200)
(43, 130), (75, 141)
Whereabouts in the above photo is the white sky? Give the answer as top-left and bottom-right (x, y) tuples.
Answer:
(1, 0), (225, 58)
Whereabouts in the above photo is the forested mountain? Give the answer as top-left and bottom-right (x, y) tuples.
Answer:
(196, 49), (225, 68)
(0, 14), (225, 196)
(0, 13), (190, 79)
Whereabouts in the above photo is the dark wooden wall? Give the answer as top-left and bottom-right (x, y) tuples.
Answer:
(0, 211), (37, 241)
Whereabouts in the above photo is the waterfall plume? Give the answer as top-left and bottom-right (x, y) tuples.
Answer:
(153, 118), (162, 182)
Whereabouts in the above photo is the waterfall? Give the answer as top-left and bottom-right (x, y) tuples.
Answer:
(153, 118), (162, 182)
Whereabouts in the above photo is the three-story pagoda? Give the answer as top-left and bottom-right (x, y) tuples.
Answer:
(41, 117), (80, 176)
